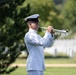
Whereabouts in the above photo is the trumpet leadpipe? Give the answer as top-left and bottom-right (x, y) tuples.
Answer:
(39, 27), (68, 34)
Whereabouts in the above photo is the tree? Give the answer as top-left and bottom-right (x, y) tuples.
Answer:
(61, 0), (76, 31)
(0, 0), (30, 74)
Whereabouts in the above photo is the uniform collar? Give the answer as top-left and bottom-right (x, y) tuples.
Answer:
(29, 28), (37, 33)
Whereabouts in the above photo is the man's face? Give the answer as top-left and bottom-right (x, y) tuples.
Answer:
(29, 21), (39, 30)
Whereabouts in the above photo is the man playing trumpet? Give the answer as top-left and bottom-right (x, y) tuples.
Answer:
(24, 14), (54, 75)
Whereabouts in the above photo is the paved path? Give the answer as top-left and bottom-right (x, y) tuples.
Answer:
(11, 64), (76, 67)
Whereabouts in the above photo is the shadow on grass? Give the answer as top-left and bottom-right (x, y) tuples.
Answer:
(17, 55), (69, 59)
(45, 55), (69, 59)
(18, 57), (27, 59)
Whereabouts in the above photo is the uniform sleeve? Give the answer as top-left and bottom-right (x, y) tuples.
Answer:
(24, 33), (43, 46)
(43, 32), (54, 48)
(24, 32), (54, 47)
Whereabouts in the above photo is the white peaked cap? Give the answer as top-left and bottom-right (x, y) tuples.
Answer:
(24, 14), (39, 21)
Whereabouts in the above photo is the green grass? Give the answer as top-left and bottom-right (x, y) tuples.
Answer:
(14, 52), (76, 64)
(4, 67), (76, 75)
(7, 52), (76, 75)
(45, 67), (76, 75)
(44, 53), (76, 64)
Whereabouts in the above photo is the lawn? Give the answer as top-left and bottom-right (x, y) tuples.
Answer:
(3, 53), (76, 75)
(14, 52), (76, 64)
(4, 67), (76, 75)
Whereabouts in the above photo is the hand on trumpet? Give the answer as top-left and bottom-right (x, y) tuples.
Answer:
(39, 26), (68, 36)
(46, 26), (54, 34)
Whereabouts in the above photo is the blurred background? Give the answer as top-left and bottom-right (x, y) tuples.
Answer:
(0, 0), (76, 75)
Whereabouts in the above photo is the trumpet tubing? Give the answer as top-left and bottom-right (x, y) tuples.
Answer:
(39, 27), (68, 34)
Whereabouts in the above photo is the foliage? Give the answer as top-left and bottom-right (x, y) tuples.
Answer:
(25, 0), (63, 29)
(61, 0), (76, 31)
(0, 0), (30, 74)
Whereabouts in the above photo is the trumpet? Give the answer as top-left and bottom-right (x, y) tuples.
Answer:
(39, 27), (68, 35)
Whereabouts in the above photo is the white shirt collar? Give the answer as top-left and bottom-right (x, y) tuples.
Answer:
(29, 28), (37, 33)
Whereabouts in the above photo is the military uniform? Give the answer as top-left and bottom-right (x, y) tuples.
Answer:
(24, 14), (54, 75)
